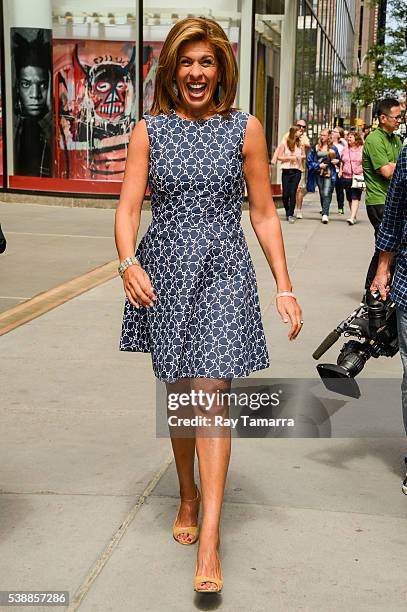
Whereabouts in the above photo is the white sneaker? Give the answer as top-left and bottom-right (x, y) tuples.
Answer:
(321, 215), (329, 224)
(296, 210), (303, 219)
(288, 216), (296, 224)
(347, 218), (355, 225)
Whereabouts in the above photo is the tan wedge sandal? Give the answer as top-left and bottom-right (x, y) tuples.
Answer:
(172, 486), (201, 545)
(193, 563), (223, 593)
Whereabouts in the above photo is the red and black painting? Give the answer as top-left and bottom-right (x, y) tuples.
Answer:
(53, 40), (136, 181)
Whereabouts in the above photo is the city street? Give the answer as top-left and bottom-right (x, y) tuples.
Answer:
(0, 195), (406, 611)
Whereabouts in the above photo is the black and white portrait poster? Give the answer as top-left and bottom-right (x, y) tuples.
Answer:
(11, 28), (54, 177)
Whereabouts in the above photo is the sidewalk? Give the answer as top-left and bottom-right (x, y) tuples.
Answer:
(0, 195), (406, 611)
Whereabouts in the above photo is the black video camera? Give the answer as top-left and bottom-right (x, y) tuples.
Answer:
(313, 291), (399, 397)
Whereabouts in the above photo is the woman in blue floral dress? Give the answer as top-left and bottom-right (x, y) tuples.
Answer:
(115, 17), (303, 594)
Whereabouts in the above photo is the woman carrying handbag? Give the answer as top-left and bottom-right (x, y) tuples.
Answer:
(339, 131), (364, 225)
(276, 125), (306, 223)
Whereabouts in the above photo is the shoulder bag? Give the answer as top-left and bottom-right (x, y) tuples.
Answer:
(349, 149), (365, 190)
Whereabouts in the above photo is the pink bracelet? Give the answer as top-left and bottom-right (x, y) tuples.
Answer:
(276, 291), (297, 300)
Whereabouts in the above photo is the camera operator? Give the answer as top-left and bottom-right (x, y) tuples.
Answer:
(363, 98), (403, 291)
(370, 143), (407, 494)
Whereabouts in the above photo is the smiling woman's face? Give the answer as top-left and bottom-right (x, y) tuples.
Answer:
(174, 40), (220, 116)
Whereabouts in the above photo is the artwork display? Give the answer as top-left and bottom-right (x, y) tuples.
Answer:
(11, 28), (54, 177)
(142, 42), (163, 113)
(53, 40), (136, 180)
(6, 31), (237, 188)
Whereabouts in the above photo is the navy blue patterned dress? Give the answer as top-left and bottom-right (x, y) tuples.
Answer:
(119, 109), (270, 382)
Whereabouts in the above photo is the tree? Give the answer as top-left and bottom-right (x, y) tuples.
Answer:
(351, 0), (407, 108)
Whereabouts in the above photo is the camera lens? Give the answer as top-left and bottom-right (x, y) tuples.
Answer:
(337, 340), (370, 377)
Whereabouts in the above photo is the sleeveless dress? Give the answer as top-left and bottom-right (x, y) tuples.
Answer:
(119, 109), (270, 383)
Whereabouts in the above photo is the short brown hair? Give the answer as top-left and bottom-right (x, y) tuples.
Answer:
(376, 97), (400, 122)
(149, 17), (238, 118)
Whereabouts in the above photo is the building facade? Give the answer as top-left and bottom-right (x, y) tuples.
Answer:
(293, 0), (356, 138)
(351, 0), (385, 126)
(0, 0), (358, 198)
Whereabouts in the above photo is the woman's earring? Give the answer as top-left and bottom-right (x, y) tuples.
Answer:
(214, 81), (222, 103)
(172, 80), (179, 97)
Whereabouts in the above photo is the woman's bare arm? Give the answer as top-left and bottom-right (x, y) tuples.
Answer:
(276, 143), (296, 163)
(243, 115), (302, 340)
(114, 119), (156, 308)
(115, 119), (149, 260)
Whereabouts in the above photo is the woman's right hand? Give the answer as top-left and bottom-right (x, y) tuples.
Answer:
(123, 264), (156, 308)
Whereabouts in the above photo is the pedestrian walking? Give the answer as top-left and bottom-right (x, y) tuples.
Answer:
(276, 125), (306, 223)
(272, 119), (310, 218)
(332, 126), (347, 214)
(339, 131), (364, 225)
(362, 97), (403, 290)
(306, 129), (340, 223)
(115, 17), (303, 595)
(370, 143), (407, 494)
(292, 119), (310, 218)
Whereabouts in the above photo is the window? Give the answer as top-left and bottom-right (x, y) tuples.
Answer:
(7, 1), (139, 193)
(143, 2), (242, 113)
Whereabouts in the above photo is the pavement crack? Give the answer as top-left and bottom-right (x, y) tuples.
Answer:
(0, 490), (141, 497)
(66, 452), (174, 611)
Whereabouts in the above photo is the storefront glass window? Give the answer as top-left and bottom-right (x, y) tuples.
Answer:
(7, 1), (138, 193)
(294, 0), (353, 141)
(143, 2), (242, 113)
(253, 0), (282, 161)
(255, 0), (285, 14)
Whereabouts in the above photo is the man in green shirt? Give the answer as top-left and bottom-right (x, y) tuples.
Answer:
(363, 98), (403, 289)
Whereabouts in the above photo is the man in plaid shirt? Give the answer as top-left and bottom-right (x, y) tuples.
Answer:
(371, 144), (407, 494)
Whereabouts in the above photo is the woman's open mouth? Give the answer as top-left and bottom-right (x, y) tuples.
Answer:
(185, 82), (207, 99)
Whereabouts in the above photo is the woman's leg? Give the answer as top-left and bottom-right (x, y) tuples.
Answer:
(320, 176), (333, 216)
(192, 376), (232, 590)
(325, 178), (335, 215)
(166, 377), (200, 544)
(335, 177), (345, 212)
(295, 178), (304, 213)
(288, 170), (301, 217)
(342, 179), (352, 211)
(316, 174), (324, 211)
(350, 198), (360, 221)
(281, 170), (290, 218)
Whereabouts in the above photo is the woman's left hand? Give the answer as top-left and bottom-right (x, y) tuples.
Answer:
(331, 158), (339, 165)
(276, 296), (303, 340)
